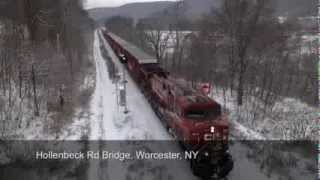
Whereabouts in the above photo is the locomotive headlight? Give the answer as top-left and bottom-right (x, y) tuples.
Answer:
(210, 126), (215, 133)
(204, 151), (209, 156)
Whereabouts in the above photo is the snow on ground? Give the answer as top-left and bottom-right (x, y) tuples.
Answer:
(0, 29), (314, 180)
(57, 107), (91, 140)
(0, 84), (54, 140)
(210, 88), (319, 140)
(92, 30), (171, 140)
(20, 29), (313, 180)
(228, 142), (277, 180)
(0, 60), (95, 140)
(210, 88), (317, 180)
(9, 81), (94, 140)
(209, 88), (266, 140)
(88, 30), (195, 180)
(83, 29), (286, 180)
(232, 120), (266, 140)
(0, 29), (310, 180)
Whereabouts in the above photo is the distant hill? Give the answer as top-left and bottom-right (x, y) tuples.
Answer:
(88, 1), (174, 24)
(157, 0), (222, 20)
(88, 0), (221, 24)
(87, 0), (316, 25)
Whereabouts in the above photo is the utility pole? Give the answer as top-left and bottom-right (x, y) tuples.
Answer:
(117, 70), (129, 114)
(122, 69), (129, 114)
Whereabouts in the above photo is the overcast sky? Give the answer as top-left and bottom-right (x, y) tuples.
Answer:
(84, 0), (177, 9)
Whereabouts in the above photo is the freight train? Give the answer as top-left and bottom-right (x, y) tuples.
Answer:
(102, 29), (233, 179)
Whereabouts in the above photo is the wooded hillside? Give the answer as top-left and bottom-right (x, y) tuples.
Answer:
(0, 0), (95, 138)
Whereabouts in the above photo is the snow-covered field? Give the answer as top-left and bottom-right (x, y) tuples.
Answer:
(86, 30), (197, 180)
(210, 88), (319, 140)
(0, 29), (315, 180)
(0, 84), (53, 139)
(88, 29), (315, 180)
(89, 30), (171, 140)
(209, 88), (317, 180)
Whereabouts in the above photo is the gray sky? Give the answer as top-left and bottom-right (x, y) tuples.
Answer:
(84, 0), (177, 9)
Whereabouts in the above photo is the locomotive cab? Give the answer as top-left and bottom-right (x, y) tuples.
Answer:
(176, 96), (229, 146)
(175, 96), (234, 179)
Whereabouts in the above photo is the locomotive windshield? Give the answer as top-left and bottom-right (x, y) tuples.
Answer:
(185, 107), (221, 120)
(185, 109), (207, 119)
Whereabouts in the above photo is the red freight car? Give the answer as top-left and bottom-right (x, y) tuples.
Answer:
(103, 30), (233, 179)
(105, 32), (157, 83)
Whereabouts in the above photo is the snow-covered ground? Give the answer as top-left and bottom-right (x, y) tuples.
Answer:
(210, 88), (319, 140)
(87, 30), (197, 180)
(89, 30), (171, 140)
(1, 29), (314, 180)
(86, 29), (310, 180)
(209, 88), (317, 180)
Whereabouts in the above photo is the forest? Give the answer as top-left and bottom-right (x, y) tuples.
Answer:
(105, 0), (318, 140)
(0, 0), (95, 138)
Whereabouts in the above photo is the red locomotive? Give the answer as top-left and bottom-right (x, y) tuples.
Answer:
(103, 30), (233, 179)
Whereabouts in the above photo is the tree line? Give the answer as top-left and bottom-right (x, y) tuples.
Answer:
(105, 0), (318, 108)
(0, 0), (95, 138)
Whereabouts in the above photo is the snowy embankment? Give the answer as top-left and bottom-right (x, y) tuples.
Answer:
(87, 29), (289, 180)
(90, 30), (171, 140)
(210, 88), (317, 180)
(7, 76), (96, 141)
(208, 88), (266, 140)
(87, 30), (198, 180)
(210, 88), (319, 140)
(0, 59), (95, 140)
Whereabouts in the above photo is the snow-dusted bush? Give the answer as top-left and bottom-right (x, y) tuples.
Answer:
(271, 98), (319, 140)
(211, 87), (318, 140)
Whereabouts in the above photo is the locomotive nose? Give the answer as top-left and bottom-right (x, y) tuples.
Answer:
(190, 122), (229, 143)
(203, 125), (228, 141)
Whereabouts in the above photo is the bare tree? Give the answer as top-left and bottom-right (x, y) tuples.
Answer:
(215, 0), (271, 105)
(0, 0), (94, 138)
(135, 17), (171, 64)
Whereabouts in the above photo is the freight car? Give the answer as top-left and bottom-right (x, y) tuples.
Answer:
(102, 30), (233, 179)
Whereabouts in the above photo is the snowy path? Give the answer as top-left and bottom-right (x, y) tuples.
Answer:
(96, 29), (193, 180)
(85, 29), (288, 180)
(89, 30), (171, 141)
